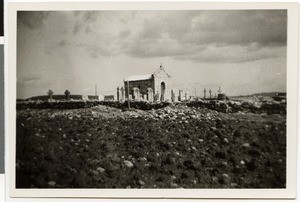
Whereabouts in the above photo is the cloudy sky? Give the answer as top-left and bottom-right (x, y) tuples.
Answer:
(17, 10), (287, 99)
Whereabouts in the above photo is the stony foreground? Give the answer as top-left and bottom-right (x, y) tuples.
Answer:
(16, 104), (286, 188)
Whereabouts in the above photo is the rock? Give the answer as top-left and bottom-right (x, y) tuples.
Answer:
(139, 157), (147, 161)
(97, 167), (105, 173)
(223, 138), (229, 143)
(222, 173), (230, 184)
(222, 173), (229, 178)
(171, 182), (179, 188)
(210, 127), (217, 131)
(242, 143), (250, 148)
(112, 155), (121, 163)
(62, 134), (66, 139)
(230, 183), (238, 188)
(48, 181), (56, 187)
(240, 160), (245, 165)
(139, 180), (145, 186)
(124, 160), (133, 168)
(50, 114), (56, 118)
(212, 176), (218, 183)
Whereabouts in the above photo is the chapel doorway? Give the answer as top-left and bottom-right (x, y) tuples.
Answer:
(161, 82), (166, 101)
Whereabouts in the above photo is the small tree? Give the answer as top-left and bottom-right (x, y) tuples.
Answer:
(47, 89), (54, 99)
(64, 90), (70, 99)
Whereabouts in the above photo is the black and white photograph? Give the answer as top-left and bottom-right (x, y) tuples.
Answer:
(8, 2), (298, 199)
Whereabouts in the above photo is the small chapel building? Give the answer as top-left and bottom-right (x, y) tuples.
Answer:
(121, 64), (172, 102)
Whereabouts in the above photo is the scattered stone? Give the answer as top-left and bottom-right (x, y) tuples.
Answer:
(139, 180), (145, 186)
(212, 176), (218, 183)
(211, 127), (217, 131)
(50, 114), (56, 118)
(124, 160), (133, 168)
(139, 157), (147, 161)
(222, 173), (229, 178)
(230, 183), (238, 188)
(48, 181), (56, 187)
(171, 182), (179, 188)
(242, 143), (250, 148)
(240, 160), (245, 165)
(223, 138), (229, 143)
(97, 167), (105, 173)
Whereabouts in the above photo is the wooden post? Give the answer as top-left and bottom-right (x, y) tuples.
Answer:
(209, 89), (212, 98)
(218, 86), (222, 94)
(203, 89), (207, 99)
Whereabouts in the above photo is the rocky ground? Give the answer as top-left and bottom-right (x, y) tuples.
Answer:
(16, 102), (286, 188)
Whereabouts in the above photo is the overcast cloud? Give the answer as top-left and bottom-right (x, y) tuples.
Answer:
(17, 10), (287, 99)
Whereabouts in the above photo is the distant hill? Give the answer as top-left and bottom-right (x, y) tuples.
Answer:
(231, 92), (286, 98)
(27, 95), (83, 101)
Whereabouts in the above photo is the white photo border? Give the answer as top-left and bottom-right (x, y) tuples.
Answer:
(7, 2), (299, 199)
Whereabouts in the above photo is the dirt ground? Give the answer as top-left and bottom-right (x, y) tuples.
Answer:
(16, 104), (286, 188)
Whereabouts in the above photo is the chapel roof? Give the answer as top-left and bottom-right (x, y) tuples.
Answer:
(124, 74), (152, 82)
(124, 64), (170, 82)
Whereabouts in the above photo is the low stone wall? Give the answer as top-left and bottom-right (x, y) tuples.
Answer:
(186, 100), (286, 114)
(17, 100), (100, 110)
(16, 99), (286, 114)
(16, 100), (170, 110)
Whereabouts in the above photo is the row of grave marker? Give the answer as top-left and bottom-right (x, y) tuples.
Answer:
(117, 87), (223, 102)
